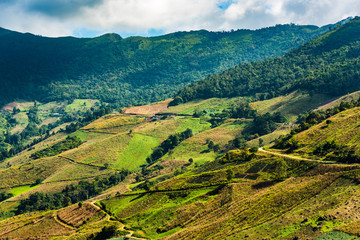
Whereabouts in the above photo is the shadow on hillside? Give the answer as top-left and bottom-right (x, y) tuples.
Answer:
(251, 180), (277, 189)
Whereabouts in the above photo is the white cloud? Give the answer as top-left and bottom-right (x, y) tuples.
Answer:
(0, 0), (360, 37)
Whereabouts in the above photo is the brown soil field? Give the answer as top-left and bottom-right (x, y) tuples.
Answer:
(123, 99), (171, 115)
(0, 212), (74, 240)
(57, 202), (105, 227)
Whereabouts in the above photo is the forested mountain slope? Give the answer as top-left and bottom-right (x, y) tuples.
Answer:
(0, 24), (330, 106)
(171, 17), (360, 105)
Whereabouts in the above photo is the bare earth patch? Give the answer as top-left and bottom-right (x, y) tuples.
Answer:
(123, 99), (171, 115)
(57, 202), (104, 228)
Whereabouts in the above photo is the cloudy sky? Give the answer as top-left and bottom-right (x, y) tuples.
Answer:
(0, 0), (359, 38)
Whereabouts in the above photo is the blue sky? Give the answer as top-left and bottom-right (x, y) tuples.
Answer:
(0, 0), (359, 38)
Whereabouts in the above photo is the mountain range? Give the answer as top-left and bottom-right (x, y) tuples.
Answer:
(0, 23), (331, 107)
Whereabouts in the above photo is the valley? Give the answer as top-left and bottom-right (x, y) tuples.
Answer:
(0, 17), (360, 240)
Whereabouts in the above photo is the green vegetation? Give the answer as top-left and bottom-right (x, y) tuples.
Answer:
(113, 134), (160, 170)
(146, 128), (193, 164)
(273, 98), (360, 163)
(0, 24), (331, 107)
(0, 192), (13, 202)
(315, 231), (356, 240)
(0, 100), (107, 161)
(10, 185), (39, 197)
(171, 18), (360, 105)
(30, 136), (83, 159)
(16, 171), (129, 214)
(2, 18), (360, 239)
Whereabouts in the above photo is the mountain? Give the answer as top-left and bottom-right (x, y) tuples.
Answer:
(171, 17), (360, 105)
(0, 24), (330, 107)
(2, 19), (360, 240)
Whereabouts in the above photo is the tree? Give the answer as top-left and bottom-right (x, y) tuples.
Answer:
(143, 180), (151, 191)
(259, 138), (264, 147)
(213, 144), (221, 152)
(271, 159), (289, 181)
(226, 169), (235, 181)
(249, 147), (257, 153)
(208, 141), (215, 150)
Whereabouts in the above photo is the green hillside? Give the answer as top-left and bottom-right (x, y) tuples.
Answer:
(171, 17), (360, 105)
(2, 18), (360, 240)
(0, 24), (330, 106)
(1, 94), (360, 239)
(273, 99), (360, 163)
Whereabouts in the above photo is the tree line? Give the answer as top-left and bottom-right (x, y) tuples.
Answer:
(16, 171), (130, 214)
(146, 128), (193, 165)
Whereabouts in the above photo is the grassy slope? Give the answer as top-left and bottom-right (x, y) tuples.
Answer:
(100, 154), (360, 239)
(0, 99), (99, 139)
(162, 97), (245, 115)
(316, 90), (360, 111)
(0, 111), (216, 199)
(293, 107), (360, 156)
(0, 202), (113, 240)
(250, 91), (334, 122)
(113, 133), (160, 170)
(3, 96), (360, 239)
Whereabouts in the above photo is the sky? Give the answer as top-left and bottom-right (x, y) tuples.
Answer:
(0, 0), (359, 38)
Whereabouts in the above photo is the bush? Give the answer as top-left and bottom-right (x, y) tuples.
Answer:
(220, 149), (255, 164)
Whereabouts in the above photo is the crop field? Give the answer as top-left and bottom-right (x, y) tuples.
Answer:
(57, 202), (105, 227)
(163, 97), (245, 115)
(96, 156), (360, 240)
(65, 99), (99, 113)
(136, 116), (211, 139)
(250, 91), (333, 121)
(62, 133), (132, 166)
(64, 131), (161, 171)
(160, 120), (245, 163)
(162, 141), (218, 164)
(248, 125), (293, 147)
(101, 187), (217, 238)
(0, 211), (74, 239)
(194, 120), (245, 144)
(0, 156), (68, 189)
(112, 133), (161, 170)
(10, 112), (29, 134)
(294, 107), (360, 155)
(9, 185), (40, 197)
(43, 161), (114, 183)
(82, 114), (144, 131)
(1, 101), (35, 111)
(316, 90), (360, 111)
(123, 99), (172, 115)
(2, 99), (100, 137)
(0, 132), (68, 169)
(37, 101), (65, 113)
(135, 118), (182, 138)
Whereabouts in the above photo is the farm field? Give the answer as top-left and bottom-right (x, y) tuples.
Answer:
(162, 97), (246, 115)
(250, 91), (333, 122)
(293, 107), (360, 156)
